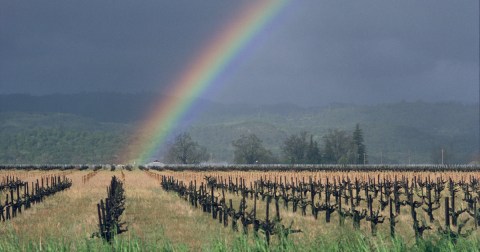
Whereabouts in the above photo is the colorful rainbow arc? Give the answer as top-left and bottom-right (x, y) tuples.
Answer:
(121, 0), (289, 164)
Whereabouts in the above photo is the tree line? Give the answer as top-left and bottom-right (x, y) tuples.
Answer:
(0, 128), (127, 164)
(165, 124), (367, 165)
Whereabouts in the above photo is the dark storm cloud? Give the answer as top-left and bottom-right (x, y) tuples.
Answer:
(0, 0), (244, 93)
(216, 0), (478, 105)
(0, 0), (478, 106)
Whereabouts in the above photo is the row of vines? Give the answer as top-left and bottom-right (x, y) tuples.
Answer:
(0, 173), (72, 222)
(147, 168), (480, 244)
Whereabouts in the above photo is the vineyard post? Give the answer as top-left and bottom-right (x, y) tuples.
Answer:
(282, 186), (288, 210)
(23, 183), (27, 202)
(403, 176), (407, 192)
(222, 184), (225, 202)
(31, 182), (35, 205)
(364, 182), (369, 205)
(235, 177), (239, 196)
(250, 182), (254, 199)
(25, 182), (31, 209)
(445, 197), (450, 230)
(105, 198), (112, 241)
(217, 197), (222, 223)
(241, 191), (247, 234)
(334, 178), (339, 206)
(5, 194), (10, 220)
(275, 194), (280, 221)
(97, 202), (105, 237)
(394, 178), (401, 215)
(223, 197), (228, 227)
(424, 183), (434, 222)
(0, 199), (4, 222)
(389, 198), (396, 237)
(310, 177), (315, 216)
(211, 184), (215, 217)
(243, 178), (246, 196)
(274, 184), (280, 215)
(475, 201), (478, 229)
(16, 186), (21, 214)
(265, 195), (271, 245)
(300, 184), (306, 216)
(448, 179), (465, 227)
(368, 195), (374, 235)
(229, 199), (237, 232)
(410, 192), (420, 240)
(201, 182), (206, 212)
(464, 187), (474, 212)
(348, 180), (354, 207)
(194, 180), (198, 208)
(10, 189), (15, 218)
(253, 190), (258, 235)
(338, 186), (344, 226)
(325, 178), (333, 223)
(354, 178), (361, 206)
(261, 177), (266, 201)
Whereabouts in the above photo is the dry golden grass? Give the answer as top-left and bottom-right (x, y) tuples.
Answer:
(0, 169), (478, 251)
(122, 170), (243, 250)
(0, 170), (243, 250)
(0, 170), (108, 245)
(150, 169), (480, 247)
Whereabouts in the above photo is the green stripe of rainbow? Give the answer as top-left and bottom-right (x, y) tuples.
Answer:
(121, 0), (289, 164)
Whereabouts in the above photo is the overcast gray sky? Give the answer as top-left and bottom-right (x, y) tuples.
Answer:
(1, 0), (478, 106)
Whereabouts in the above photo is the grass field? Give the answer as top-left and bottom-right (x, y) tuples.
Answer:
(0, 168), (479, 251)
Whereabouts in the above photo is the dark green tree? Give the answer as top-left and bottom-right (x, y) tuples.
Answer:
(165, 132), (209, 164)
(323, 129), (354, 164)
(282, 132), (321, 164)
(282, 131), (308, 164)
(306, 135), (322, 164)
(353, 123), (367, 164)
(232, 134), (273, 164)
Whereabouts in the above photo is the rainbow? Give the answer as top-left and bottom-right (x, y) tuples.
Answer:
(121, 0), (290, 164)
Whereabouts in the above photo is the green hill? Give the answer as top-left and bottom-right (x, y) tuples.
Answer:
(0, 112), (130, 164)
(189, 101), (478, 164)
(0, 94), (477, 164)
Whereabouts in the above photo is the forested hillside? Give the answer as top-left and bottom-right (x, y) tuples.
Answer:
(0, 94), (477, 164)
(191, 101), (478, 163)
(0, 112), (130, 163)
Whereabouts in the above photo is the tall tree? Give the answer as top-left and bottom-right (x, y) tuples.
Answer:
(282, 132), (321, 164)
(306, 135), (322, 164)
(164, 132), (209, 164)
(282, 131), (308, 164)
(353, 123), (367, 164)
(232, 134), (273, 164)
(323, 129), (354, 164)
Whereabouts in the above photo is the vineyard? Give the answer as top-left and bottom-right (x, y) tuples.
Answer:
(0, 165), (479, 251)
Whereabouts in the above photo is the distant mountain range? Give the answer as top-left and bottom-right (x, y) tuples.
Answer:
(0, 93), (478, 164)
